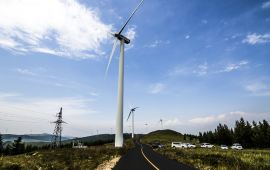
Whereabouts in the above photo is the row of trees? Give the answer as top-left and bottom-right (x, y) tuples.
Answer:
(0, 135), (51, 155)
(198, 118), (270, 148)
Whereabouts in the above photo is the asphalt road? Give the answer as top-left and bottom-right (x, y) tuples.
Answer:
(113, 142), (196, 170)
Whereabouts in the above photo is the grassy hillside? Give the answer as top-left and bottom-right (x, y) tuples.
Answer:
(141, 129), (185, 144)
(0, 143), (132, 170)
(158, 148), (270, 170)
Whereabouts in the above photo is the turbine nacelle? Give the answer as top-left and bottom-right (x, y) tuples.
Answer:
(114, 34), (130, 44)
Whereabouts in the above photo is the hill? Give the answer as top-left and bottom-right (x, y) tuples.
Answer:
(2, 134), (71, 143)
(64, 133), (132, 144)
(141, 129), (184, 144)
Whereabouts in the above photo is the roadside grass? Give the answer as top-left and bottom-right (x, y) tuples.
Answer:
(157, 147), (270, 170)
(0, 142), (134, 170)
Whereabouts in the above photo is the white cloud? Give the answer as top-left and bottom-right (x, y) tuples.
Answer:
(201, 19), (208, 24)
(169, 62), (208, 77)
(262, 1), (270, 9)
(0, 93), (98, 136)
(185, 35), (190, 39)
(16, 68), (37, 76)
(125, 26), (136, 42)
(220, 60), (248, 73)
(124, 26), (137, 50)
(245, 81), (270, 96)
(146, 40), (170, 48)
(188, 111), (252, 125)
(149, 83), (166, 94)
(193, 62), (208, 76)
(0, 0), (112, 59)
(242, 33), (270, 45)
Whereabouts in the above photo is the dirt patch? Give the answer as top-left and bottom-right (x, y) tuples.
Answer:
(95, 156), (121, 170)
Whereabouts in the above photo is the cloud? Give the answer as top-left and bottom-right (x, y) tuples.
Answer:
(125, 27), (136, 42)
(169, 62), (208, 77)
(0, 92), (98, 136)
(242, 33), (270, 45)
(185, 35), (190, 39)
(189, 111), (267, 126)
(219, 60), (248, 73)
(245, 81), (270, 96)
(16, 68), (37, 76)
(145, 40), (170, 48)
(0, 0), (112, 59)
(262, 1), (270, 9)
(149, 83), (166, 94)
(193, 62), (208, 76)
(124, 26), (137, 50)
(201, 19), (208, 24)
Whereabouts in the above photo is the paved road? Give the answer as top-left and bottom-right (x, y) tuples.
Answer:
(113, 142), (196, 170)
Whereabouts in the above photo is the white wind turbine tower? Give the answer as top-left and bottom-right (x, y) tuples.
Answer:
(159, 119), (163, 130)
(127, 107), (139, 138)
(106, 0), (145, 148)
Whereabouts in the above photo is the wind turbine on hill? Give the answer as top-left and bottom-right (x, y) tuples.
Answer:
(127, 107), (139, 138)
(159, 119), (163, 130)
(105, 0), (145, 147)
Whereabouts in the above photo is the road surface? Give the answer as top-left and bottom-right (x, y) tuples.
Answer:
(113, 142), (196, 170)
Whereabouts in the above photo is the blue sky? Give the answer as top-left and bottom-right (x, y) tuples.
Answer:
(0, 0), (270, 136)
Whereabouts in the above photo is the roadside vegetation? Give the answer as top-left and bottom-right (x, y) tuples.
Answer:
(0, 144), (128, 170)
(157, 148), (270, 170)
(0, 134), (134, 170)
(141, 118), (270, 170)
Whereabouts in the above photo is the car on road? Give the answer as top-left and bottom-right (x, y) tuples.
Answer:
(220, 145), (228, 150)
(231, 143), (243, 150)
(186, 143), (196, 148)
(171, 142), (187, 148)
(150, 142), (164, 149)
(201, 143), (214, 148)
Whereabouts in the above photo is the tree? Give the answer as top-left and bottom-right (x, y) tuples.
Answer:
(215, 124), (233, 145)
(0, 133), (3, 154)
(11, 137), (25, 155)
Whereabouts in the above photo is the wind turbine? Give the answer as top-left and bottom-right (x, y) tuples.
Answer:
(159, 119), (163, 130)
(127, 107), (139, 138)
(106, 0), (145, 148)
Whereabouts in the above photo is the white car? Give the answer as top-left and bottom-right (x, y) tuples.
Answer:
(171, 142), (187, 148)
(220, 145), (228, 150)
(186, 143), (196, 148)
(201, 143), (214, 148)
(231, 143), (243, 150)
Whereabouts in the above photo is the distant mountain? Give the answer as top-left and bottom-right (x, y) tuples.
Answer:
(2, 133), (72, 143)
(64, 133), (132, 144)
(141, 129), (184, 143)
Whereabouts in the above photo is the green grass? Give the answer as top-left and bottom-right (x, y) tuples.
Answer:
(141, 129), (185, 144)
(157, 147), (270, 170)
(0, 142), (132, 170)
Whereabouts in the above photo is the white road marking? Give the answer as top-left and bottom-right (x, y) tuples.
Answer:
(140, 145), (160, 170)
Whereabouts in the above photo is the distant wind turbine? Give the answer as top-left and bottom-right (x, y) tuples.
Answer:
(159, 119), (163, 130)
(127, 107), (139, 138)
(105, 0), (145, 148)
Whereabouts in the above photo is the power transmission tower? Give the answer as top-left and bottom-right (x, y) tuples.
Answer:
(51, 107), (66, 148)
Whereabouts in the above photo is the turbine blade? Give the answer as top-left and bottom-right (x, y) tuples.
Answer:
(105, 38), (118, 76)
(127, 111), (132, 121)
(118, 0), (144, 35)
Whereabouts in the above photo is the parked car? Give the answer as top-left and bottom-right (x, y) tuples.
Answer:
(186, 143), (196, 148)
(171, 142), (187, 148)
(231, 143), (243, 150)
(220, 145), (228, 150)
(201, 143), (214, 148)
(150, 142), (164, 149)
